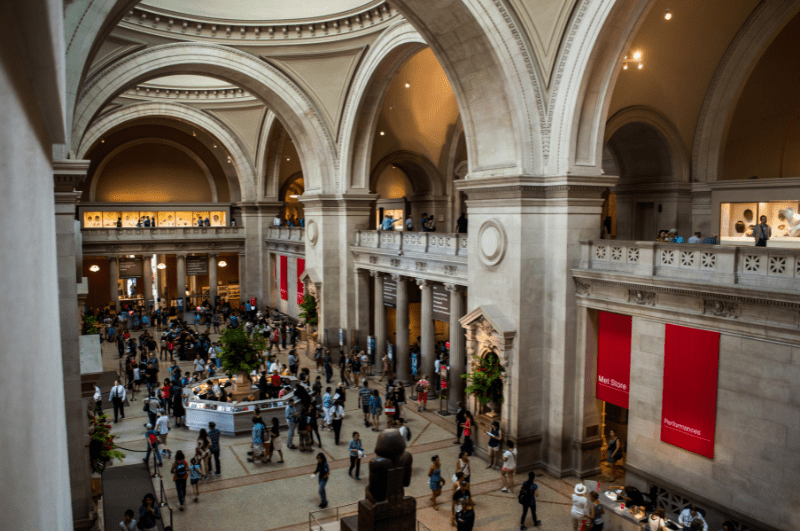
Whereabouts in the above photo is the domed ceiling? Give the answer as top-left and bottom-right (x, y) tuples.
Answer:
(139, 0), (379, 21)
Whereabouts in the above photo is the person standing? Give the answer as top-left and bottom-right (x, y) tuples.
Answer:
(109, 380), (126, 423)
(358, 380), (372, 428)
(268, 417), (284, 463)
(348, 432), (364, 480)
(456, 501), (475, 531)
(315, 453), (330, 508)
(208, 421), (221, 476)
(137, 493), (161, 530)
(571, 484), (589, 531)
(143, 423), (162, 469)
(687, 231), (702, 244)
(285, 398), (299, 449)
(331, 400), (345, 445)
(369, 389), (383, 431)
(456, 213), (468, 234)
(172, 385), (185, 428)
(119, 509), (136, 531)
(170, 451), (189, 511)
(93, 385), (103, 414)
(605, 429), (622, 480)
(460, 411), (474, 455)
(416, 374), (430, 412)
(429, 455), (444, 510)
(589, 491), (604, 531)
(519, 471), (541, 530)
(405, 215), (414, 231)
(500, 440), (517, 493)
(454, 403), (466, 445)
(247, 417), (268, 463)
(155, 410), (171, 459)
(753, 215), (771, 247)
(322, 388), (334, 429)
(647, 508), (668, 531)
(486, 421), (501, 468)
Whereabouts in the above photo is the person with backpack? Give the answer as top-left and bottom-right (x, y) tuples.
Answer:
(347, 431), (364, 480)
(189, 457), (202, 502)
(143, 423), (162, 469)
(171, 451), (189, 511)
(519, 471), (541, 529)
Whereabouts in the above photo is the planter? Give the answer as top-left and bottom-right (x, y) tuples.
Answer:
(486, 400), (501, 419)
(230, 371), (254, 401)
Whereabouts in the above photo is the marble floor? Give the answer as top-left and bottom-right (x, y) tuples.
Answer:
(99, 328), (590, 531)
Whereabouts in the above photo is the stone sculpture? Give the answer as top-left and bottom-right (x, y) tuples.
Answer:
(779, 208), (800, 237)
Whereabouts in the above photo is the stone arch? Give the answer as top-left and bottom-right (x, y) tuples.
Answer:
(73, 43), (337, 195)
(604, 106), (689, 184)
(369, 151), (445, 197)
(255, 110), (278, 199)
(77, 102), (254, 201)
(692, 0), (800, 182)
(89, 137), (219, 202)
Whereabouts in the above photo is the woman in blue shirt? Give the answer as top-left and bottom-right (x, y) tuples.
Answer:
(348, 431), (364, 480)
(315, 453), (330, 508)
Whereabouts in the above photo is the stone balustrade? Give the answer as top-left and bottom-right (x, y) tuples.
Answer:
(265, 226), (305, 242)
(579, 240), (800, 291)
(353, 230), (468, 257)
(82, 226), (244, 242)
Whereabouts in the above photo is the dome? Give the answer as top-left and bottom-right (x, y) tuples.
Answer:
(139, 0), (380, 22)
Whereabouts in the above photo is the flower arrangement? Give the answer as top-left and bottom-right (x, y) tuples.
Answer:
(461, 354), (505, 405)
(218, 326), (268, 375)
(89, 413), (125, 474)
(299, 294), (318, 326)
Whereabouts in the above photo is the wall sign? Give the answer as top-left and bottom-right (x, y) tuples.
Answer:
(280, 255), (288, 301)
(661, 324), (720, 459)
(432, 284), (450, 322)
(297, 258), (306, 304)
(383, 277), (397, 308)
(118, 258), (143, 278)
(596, 311), (633, 409)
(186, 255), (208, 276)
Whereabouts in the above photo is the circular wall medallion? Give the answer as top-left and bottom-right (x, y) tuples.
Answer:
(477, 219), (506, 266)
(306, 219), (318, 246)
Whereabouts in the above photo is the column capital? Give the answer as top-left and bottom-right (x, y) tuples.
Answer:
(52, 159), (90, 193)
(106, 255), (118, 262)
(207, 252), (219, 258)
(390, 273), (407, 282)
(369, 270), (383, 279)
(444, 283), (463, 293)
(175, 252), (187, 258)
(416, 278), (431, 287)
(354, 268), (370, 277)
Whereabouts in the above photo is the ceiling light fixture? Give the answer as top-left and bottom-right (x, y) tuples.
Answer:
(157, 263), (167, 269)
(622, 51), (644, 71)
(289, 194), (299, 199)
(218, 260), (227, 267)
(128, 255), (136, 258)
(664, 9), (672, 20)
(287, 158), (290, 161)
(192, 130), (196, 136)
(89, 265), (100, 272)
(213, 144), (217, 148)
(404, 83), (410, 88)
(380, 131), (385, 136)
(101, 139), (105, 144)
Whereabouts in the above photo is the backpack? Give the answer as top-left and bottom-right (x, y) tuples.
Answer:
(175, 460), (188, 479)
(148, 433), (158, 445)
(403, 426), (412, 442)
(518, 483), (536, 505)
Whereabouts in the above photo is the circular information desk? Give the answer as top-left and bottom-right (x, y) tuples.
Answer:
(184, 374), (302, 436)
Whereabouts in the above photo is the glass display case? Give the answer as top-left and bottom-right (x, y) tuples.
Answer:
(83, 209), (229, 228)
(720, 201), (800, 243)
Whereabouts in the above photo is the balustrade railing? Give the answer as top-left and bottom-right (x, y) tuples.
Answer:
(579, 240), (800, 291)
(265, 226), (305, 242)
(354, 230), (468, 257)
(81, 226), (243, 240)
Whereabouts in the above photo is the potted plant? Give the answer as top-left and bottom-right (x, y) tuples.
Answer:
(89, 413), (125, 475)
(461, 354), (505, 416)
(217, 327), (268, 401)
(299, 294), (318, 326)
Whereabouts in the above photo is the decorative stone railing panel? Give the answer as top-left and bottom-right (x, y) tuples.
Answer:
(354, 230), (467, 257)
(579, 240), (800, 291)
(82, 227), (244, 242)
(265, 226), (305, 243)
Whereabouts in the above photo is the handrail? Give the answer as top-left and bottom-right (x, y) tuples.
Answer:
(353, 230), (468, 257)
(146, 439), (175, 530)
(308, 502), (358, 531)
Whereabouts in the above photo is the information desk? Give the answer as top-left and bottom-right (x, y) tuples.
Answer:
(184, 375), (301, 436)
(583, 481), (681, 531)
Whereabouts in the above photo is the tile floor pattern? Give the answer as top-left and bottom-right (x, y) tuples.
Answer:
(99, 328), (587, 531)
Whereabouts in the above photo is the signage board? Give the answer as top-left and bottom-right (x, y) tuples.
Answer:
(118, 258), (143, 278)
(432, 284), (450, 322)
(186, 255), (208, 276)
(368, 336), (375, 359)
(177, 297), (184, 312)
(411, 352), (418, 378)
(339, 328), (345, 347)
(250, 297), (257, 308)
(597, 311), (632, 409)
(383, 277), (397, 308)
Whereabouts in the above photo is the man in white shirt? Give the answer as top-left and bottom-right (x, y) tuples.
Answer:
(500, 440), (517, 493)
(208, 343), (218, 368)
(212, 381), (222, 401)
(687, 231), (702, 244)
(273, 215), (282, 226)
(678, 505), (707, 531)
(155, 410), (171, 458)
(109, 380), (127, 423)
(93, 385), (103, 414)
(194, 354), (206, 379)
(405, 215), (413, 231)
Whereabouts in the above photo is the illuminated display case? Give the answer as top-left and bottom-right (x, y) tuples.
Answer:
(720, 201), (800, 243)
(82, 206), (229, 228)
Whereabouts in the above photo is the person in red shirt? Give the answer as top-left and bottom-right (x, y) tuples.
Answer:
(270, 371), (282, 398)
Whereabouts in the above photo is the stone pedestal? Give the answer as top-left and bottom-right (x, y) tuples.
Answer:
(230, 372), (254, 401)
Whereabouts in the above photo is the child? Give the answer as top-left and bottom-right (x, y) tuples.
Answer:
(119, 508), (136, 531)
(189, 457), (202, 502)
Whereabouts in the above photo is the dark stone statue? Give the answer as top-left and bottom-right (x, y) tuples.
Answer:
(341, 429), (416, 531)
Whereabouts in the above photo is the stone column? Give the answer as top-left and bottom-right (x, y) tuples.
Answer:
(445, 283), (466, 412)
(371, 271), (386, 372)
(208, 253), (218, 306)
(417, 279), (435, 383)
(108, 256), (119, 312)
(142, 255), (153, 306)
(238, 252), (246, 305)
(354, 268), (370, 350)
(394, 274), (410, 384)
(176, 253), (186, 309)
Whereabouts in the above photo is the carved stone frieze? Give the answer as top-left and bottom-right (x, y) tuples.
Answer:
(415, 261), (427, 272)
(574, 279), (591, 296)
(369, 256), (378, 265)
(390, 259), (401, 268)
(628, 289), (656, 306)
(444, 265), (458, 276)
(703, 299), (739, 319)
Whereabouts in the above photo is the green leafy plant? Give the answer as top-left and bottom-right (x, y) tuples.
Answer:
(83, 315), (100, 335)
(299, 294), (318, 326)
(218, 326), (268, 375)
(89, 413), (125, 474)
(461, 354), (505, 405)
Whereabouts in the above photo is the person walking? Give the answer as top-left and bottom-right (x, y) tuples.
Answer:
(457, 451), (471, 483)
(369, 389), (382, 431)
(308, 402), (322, 448)
(348, 432), (364, 480)
(571, 484), (589, 531)
(155, 410), (171, 459)
(108, 380), (126, 423)
(501, 440), (517, 493)
(454, 402), (466, 445)
(331, 399), (345, 445)
(456, 501), (475, 531)
(429, 455), (444, 510)
(315, 453), (330, 508)
(452, 480), (473, 527)
(208, 421), (221, 476)
(93, 385), (103, 414)
(519, 471), (541, 529)
(137, 493), (161, 530)
(170, 451), (189, 511)
(268, 417), (284, 463)
(358, 380), (372, 428)
(461, 411), (474, 455)
(285, 398), (299, 449)
(416, 374), (430, 412)
(189, 457), (202, 502)
(143, 423), (162, 469)
(119, 508), (136, 531)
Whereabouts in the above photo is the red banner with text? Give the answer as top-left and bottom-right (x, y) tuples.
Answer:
(661, 324), (720, 459)
(297, 258), (305, 305)
(597, 311), (632, 409)
(280, 255), (288, 301)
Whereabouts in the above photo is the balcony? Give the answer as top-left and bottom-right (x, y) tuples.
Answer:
(81, 227), (245, 254)
(352, 231), (468, 285)
(264, 227), (305, 256)
(577, 240), (800, 292)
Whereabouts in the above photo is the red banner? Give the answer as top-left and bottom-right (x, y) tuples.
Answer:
(297, 258), (305, 305)
(661, 324), (720, 459)
(280, 255), (288, 301)
(596, 311), (632, 409)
